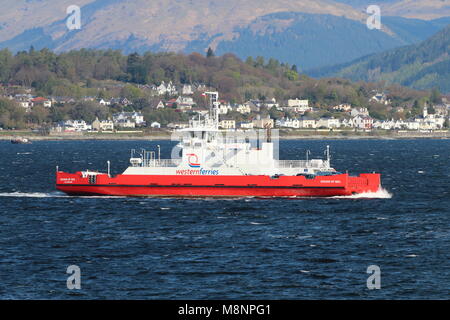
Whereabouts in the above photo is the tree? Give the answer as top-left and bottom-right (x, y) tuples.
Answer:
(206, 47), (215, 58)
(430, 88), (441, 104)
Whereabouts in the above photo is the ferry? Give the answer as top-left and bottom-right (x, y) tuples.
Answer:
(56, 92), (381, 197)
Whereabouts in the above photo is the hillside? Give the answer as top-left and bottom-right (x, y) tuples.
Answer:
(1, 0), (450, 71)
(0, 48), (440, 130)
(384, 0), (450, 20)
(310, 24), (450, 92)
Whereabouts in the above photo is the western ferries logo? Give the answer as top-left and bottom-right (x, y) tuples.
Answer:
(187, 154), (201, 168)
(176, 153), (219, 175)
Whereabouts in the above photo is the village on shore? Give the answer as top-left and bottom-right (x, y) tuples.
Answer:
(1, 81), (449, 138)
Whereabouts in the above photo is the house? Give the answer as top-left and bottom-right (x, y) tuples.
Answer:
(276, 117), (300, 129)
(286, 99), (310, 113)
(239, 122), (254, 129)
(265, 98), (280, 109)
(150, 121), (161, 129)
(155, 101), (165, 109)
(110, 97), (132, 106)
(18, 101), (32, 109)
(317, 117), (341, 129)
(31, 97), (52, 108)
(299, 116), (317, 129)
(166, 98), (178, 108)
(62, 120), (92, 132)
(244, 100), (262, 112)
(351, 107), (369, 118)
(113, 112), (145, 126)
(341, 118), (354, 128)
(156, 81), (178, 96)
(92, 118), (114, 131)
(370, 92), (390, 105)
(115, 119), (136, 128)
(235, 104), (252, 114)
(98, 99), (111, 106)
(288, 98), (309, 108)
(333, 103), (352, 112)
(182, 84), (193, 95)
(252, 115), (274, 128)
(413, 107), (446, 130)
(218, 102), (232, 115)
(354, 115), (374, 129)
(219, 119), (236, 129)
(156, 81), (167, 95)
(176, 96), (194, 110)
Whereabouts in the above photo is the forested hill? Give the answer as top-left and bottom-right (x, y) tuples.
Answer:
(311, 24), (450, 93)
(0, 47), (439, 115)
(0, 48), (305, 102)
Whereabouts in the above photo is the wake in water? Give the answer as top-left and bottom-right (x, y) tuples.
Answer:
(331, 187), (392, 199)
(0, 192), (66, 198)
(0, 192), (125, 199)
(0, 188), (392, 200)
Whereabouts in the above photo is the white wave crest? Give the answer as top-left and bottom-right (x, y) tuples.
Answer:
(0, 192), (124, 199)
(0, 192), (66, 198)
(331, 187), (392, 199)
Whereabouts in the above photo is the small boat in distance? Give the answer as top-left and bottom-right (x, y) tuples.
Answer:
(56, 92), (382, 198)
(11, 137), (31, 144)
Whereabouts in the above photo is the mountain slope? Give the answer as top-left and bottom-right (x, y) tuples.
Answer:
(0, 0), (365, 51)
(384, 0), (450, 20)
(0, 0), (449, 71)
(311, 24), (450, 92)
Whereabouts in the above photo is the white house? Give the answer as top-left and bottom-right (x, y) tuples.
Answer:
(150, 121), (161, 129)
(239, 122), (254, 129)
(219, 119), (236, 129)
(333, 103), (352, 112)
(351, 107), (369, 118)
(113, 112), (145, 126)
(317, 117), (341, 129)
(354, 115), (374, 129)
(176, 96), (194, 110)
(155, 101), (165, 109)
(235, 104), (252, 114)
(276, 117), (300, 129)
(64, 120), (92, 132)
(288, 99), (309, 108)
(182, 84), (193, 95)
(218, 102), (232, 115)
(299, 116), (317, 129)
(98, 99), (110, 106)
(370, 92), (390, 105)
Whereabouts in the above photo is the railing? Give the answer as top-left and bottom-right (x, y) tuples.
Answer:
(275, 160), (327, 169)
(141, 159), (182, 167)
(136, 158), (328, 169)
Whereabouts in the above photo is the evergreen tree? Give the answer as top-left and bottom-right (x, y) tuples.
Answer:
(206, 47), (215, 58)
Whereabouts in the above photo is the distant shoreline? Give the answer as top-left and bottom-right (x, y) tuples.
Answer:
(1, 131), (449, 141)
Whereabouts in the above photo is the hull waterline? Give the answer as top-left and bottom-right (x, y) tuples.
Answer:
(56, 171), (381, 198)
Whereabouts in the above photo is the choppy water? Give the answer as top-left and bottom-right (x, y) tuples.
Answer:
(0, 139), (449, 299)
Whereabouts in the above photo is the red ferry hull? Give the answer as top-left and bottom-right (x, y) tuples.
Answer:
(56, 171), (381, 197)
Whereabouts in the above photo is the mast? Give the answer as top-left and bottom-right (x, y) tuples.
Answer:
(204, 91), (219, 128)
